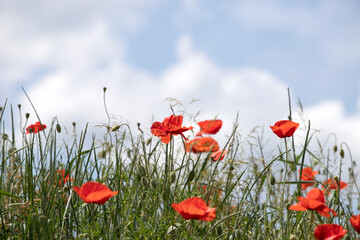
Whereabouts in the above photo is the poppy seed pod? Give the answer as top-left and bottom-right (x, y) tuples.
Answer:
(339, 149), (345, 158)
(170, 171), (176, 183)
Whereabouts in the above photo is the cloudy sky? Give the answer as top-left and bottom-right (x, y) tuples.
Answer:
(1, 0), (360, 163)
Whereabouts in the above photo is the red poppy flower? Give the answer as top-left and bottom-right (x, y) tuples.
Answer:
(289, 188), (337, 217)
(171, 197), (216, 221)
(270, 120), (299, 138)
(185, 137), (220, 153)
(211, 149), (227, 161)
(314, 224), (347, 240)
(196, 120), (222, 137)
(151, 115), (193, 144)
(26, 121), (47, 134)
(350, 214), (360, 234)
(322, 179), (348, 195)
(56, 169), (74, 186)
(300, 167), (319, 190)
(73, 182), (118, 205)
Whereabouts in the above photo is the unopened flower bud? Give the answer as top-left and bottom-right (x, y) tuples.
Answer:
(25, 113), (30, 119)
(339, 149), (345, 158)
(270, 174), (276, 185)
(145, 138), (152, 145)
(188, 170), (195, 182)
(141, 177), (148, 188)
(235, 229), (241, 239)
(150, 179), (157, 189)
(216, 225), (223, 235)
(17, 104), (21, 109)
(72, 122), (76, 127)
(111, 125), (121, 132)
(103, 87), (107, 92)
(56, 123), (61, 133)
(333, 145), (338, 153)
(170, 171), (176, 183)
(138, 165), (146, 177)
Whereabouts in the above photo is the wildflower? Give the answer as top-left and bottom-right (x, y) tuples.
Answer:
(314, 224), (347, 240)
(270, 120), (299, 138)
(289, 188), (337, 217)
(196, 120), (222, 136)
(73, 182), (118, 205)
(56, 169), (74, 186)
(26, 121), (47, 134)
(300, 167), (319, 190)
(211, 149), (227, 161)
(350, 214), (360, 234)
(171, 197), (216, 221)
(322, 179), (348, 195)
(151, 115), (193, 144)
(185, 137), (219, 153)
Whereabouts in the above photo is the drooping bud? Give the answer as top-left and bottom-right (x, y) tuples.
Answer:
(141, 177), (148, 188)
(333, 145), (338, 153)
(150, 179), (157, 189)
(270, 174), (276, 185)
(56, 123), (61, 133)
(170, 171), (176, 183)
(188, 170), (195, 182)
(339, 149), (345, 158)
(138, 165), (146, 177)
(111, 125), (121, 132)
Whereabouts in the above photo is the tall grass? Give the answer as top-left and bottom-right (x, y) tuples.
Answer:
(0, 91), (359, 239)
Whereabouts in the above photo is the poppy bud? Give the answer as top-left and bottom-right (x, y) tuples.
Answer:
(103, 87), (107, 92)
(2, 134), (8, 140)
(25, 113), (30, 119)
(170, 171), (176, 183)
(127, 149), (132, 158)
(216, 225), (223, 235)
(339, 149), (345, 158)
(235, 229), (241, 239)
(188, 170), (195, 182)
(56, 123), (61, 133)
(333, 145), (338, 153)
(111, 125), (121, 132)
(141, 177), (148, 187)
(17, 104), (21, 109)
(150, 179), (157, 189)
(229, 165), (234, 171)
(138, 165), (146, 177)
(72, 122), (76, 127)
(145, 138), (152, 146)
(270, 174), (276, 185)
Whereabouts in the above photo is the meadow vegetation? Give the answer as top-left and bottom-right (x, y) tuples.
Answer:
(0, 89), (359, 239)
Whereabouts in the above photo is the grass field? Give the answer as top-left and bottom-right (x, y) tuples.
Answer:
(1, 91), (359, 239)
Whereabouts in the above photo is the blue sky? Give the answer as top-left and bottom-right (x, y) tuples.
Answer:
(1, 0), (360, 159)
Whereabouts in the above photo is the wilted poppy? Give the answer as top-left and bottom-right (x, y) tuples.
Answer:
(289, 188), (337, 217)
(151, 115), (193, 144)
(211, 149), (227, 161)
(26, 121), (47, 134)
(196, 120), (222, 136)
(185, 137), (220, 153)
(300, 167), (319, 190)
(350, 214), (360, 234)
(73, 182), (118, 205)
(314, 224), (347, 240)
(270, 120), (299, 138)
(171, 197), (216, 221)
(56, 169), (74, 186)
(322, 179), (348, 195)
